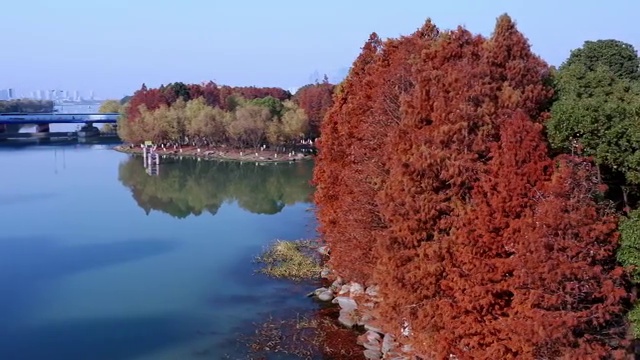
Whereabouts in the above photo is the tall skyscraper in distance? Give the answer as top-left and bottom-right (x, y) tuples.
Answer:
(74, 90), (80, 101)
(7, 89), (14, 99)
(89, 90), (95, 101)
(38, 90), (46, 100)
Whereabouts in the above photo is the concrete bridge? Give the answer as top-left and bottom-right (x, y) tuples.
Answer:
(0, 113), (119, 124)
(0, 113), (119, 138)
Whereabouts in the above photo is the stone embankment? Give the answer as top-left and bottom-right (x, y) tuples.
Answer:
(311, 247), (420, 360)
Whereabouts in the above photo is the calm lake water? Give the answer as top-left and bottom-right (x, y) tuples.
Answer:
(0, 144), (317, 360)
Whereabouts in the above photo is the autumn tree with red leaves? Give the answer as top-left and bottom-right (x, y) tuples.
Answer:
(313, 32), (384, 283)
(294, 78), (336, 138)
(124, 83), (293, 122)
(314, 14), (631, 359)
(118, 81), (324, 149)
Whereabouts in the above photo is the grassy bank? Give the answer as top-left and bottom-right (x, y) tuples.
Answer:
(255, 239), (323, 281)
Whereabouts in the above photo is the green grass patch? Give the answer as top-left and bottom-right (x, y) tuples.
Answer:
(256, 239), (322, 281)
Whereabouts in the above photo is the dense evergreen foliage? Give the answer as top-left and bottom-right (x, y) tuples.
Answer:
(547, 39), (640, 185)
(314, 15), (631, 358)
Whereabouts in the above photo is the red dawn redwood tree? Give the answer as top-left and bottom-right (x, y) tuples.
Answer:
(340, 24), (439, 285)
(200, 81), (221, 107)
(314, 13), (631, 359)
(428, 113), (628, 359)
(126, 84), (167, 121)
(294, 79), (336, 138)
(375, 28), (493, 355)
(314, 23), (441, 284)
(457, 17), (626, 358)
(313, 33), (383, 283)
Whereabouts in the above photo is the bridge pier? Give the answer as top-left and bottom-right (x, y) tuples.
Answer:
(36, 124), (50, 133)
(78, 122), (100, 138)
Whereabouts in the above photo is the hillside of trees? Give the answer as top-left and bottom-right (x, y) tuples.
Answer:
(314, 14), (637, 358)
(113, 81), (335, 149)
(0, 99), (54, 113)
(119, 157), (314, 218)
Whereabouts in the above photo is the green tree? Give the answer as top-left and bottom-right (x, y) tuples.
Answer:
(618, 209), (640, 338)
(184, 97), (227, 145)
(548, 39), (640, 342)
(247, 96), (283, 118)
(98, 99), (122, 113)
(265, 100), (308, 147)
(98, 100), (123, 134)
(167, 99), (188, 143)
(100, 123), (116, 134)
(168, 82), (191, 101)
(563, 39), (640, 81)
(228, 104), (270, 149)
(225, 95), (242, 112)
(619, 210), (640, 283)
(266, 120), (284, 146)
(280, 100), (308, 143)
(547, 40), (640, 185)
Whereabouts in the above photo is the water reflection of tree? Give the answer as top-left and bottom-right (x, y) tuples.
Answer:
(118, 157), (314, 218)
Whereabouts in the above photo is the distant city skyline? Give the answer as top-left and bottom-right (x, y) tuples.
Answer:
(3, 66), (348, 102)
(1, 2), (638, 98)
(0, 88), (101, 102)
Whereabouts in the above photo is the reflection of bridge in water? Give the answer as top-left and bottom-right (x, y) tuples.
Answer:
(0, 113), (119, 140)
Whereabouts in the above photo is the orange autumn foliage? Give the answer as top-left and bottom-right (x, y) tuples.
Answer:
(313, 32), (384, 284)
(313, 14), (630, 359)
(294, 80), (336, 138)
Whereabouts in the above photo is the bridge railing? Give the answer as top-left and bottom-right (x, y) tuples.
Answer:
(0, 113), (119, 124)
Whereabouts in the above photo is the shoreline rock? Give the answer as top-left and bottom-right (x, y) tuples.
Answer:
(113, 144), (315, 163)
(316, 277), (419, 360)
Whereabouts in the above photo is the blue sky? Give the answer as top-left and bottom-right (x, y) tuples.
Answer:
(1, 1), (638, 99)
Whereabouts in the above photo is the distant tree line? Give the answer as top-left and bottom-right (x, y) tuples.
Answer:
(314, 14), (639, 358)
(111, 81), (335, 149)
(0, 99), (54, 113)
